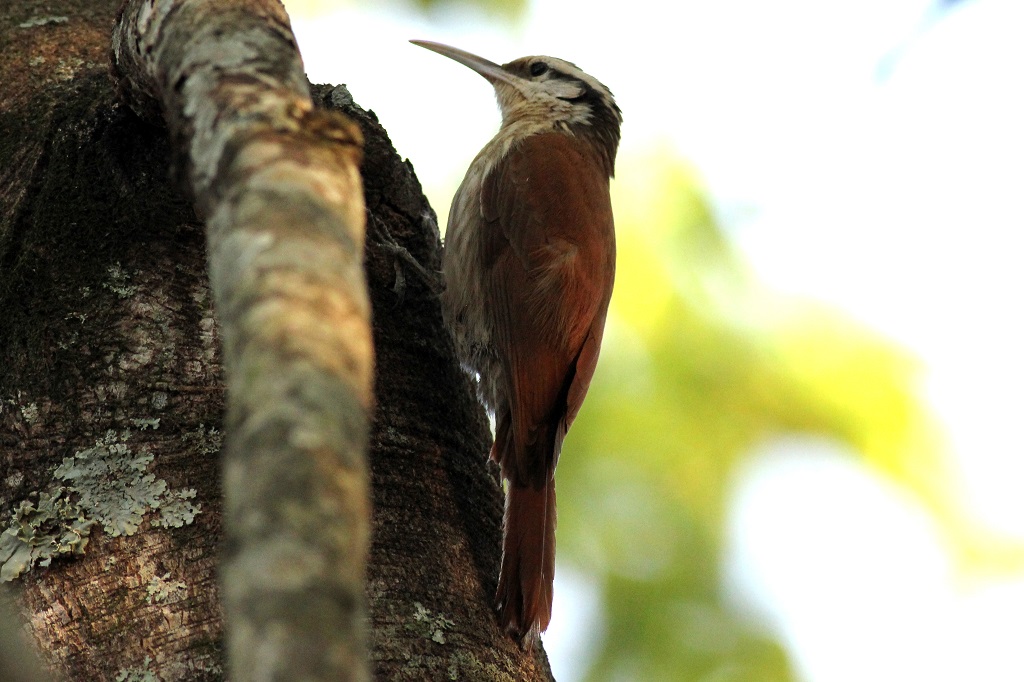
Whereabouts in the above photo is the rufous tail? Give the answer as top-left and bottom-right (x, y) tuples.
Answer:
(495, 478), (556, 646)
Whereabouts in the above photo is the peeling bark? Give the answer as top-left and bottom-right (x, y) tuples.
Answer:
(1, 0), (555, 679)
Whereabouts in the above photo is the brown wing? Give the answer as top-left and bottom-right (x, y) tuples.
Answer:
(480, 132), (615, 485)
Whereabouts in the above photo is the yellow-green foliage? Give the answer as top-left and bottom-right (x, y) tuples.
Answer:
(555, 149), (1018, 681)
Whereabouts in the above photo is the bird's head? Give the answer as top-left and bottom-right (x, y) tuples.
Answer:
(412, 40), (621, 173)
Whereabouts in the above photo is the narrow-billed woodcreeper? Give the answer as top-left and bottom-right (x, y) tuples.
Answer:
(412, 40), (622, 644)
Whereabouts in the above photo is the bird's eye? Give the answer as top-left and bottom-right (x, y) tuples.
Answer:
(530, 61), (549, 77)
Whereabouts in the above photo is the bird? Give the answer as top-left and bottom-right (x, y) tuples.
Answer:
(411, 39), (621, 645)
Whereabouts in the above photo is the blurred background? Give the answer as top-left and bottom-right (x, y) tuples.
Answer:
(283, 0), (1024, 679)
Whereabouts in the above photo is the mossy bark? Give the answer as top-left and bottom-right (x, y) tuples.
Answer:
(1, 0), (554, 680)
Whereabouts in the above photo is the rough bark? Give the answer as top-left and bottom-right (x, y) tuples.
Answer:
(111, 1), (373, 679)
(332, 88), (553, 680)
(2, 2), (225, 679)
(1, 0), (555, 680)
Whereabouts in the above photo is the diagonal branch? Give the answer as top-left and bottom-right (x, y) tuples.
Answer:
(112, 1), (373, 680)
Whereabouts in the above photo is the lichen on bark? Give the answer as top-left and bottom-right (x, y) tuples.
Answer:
(0, 428), (201, 582)
(1, 0), (557, 678)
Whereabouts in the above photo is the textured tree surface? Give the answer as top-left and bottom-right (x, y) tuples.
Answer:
(112, 0), (374, 678)
(0, 0), (554, 680)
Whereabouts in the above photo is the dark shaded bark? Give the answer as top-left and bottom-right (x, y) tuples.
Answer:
(330, 87), (553, 679)
(1, 0), (554, 680)
(1, 6), (224, 677)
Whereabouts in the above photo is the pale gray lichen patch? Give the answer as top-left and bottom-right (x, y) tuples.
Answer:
(408, 602), (455, 645)
(55, 432), (167, 537)
(160, 657), (222, 680)
(19, 402), (39, 425)
(153, 488), (199, 528)
(55, 430), (200, 537)
(183, 359), (205, 380)
(119, 345), (155, 372)
(96, 381), (129, 403)
(54, 57), (85, 82)
(0, 488), (96, 582)
(146, 572), (187, 604)
(130, 417), (161, 430)
(445, 651), (512, 682)
(19, 15), (69, 28)
(182, 424), (222, 456)
(1, 431), (202, 581)
(115, 656), (160, 682)
(104, 262), (139, 299)
(151, 391), (169, 410)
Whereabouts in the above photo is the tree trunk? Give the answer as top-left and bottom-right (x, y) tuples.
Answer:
(0, 0), (554, 680)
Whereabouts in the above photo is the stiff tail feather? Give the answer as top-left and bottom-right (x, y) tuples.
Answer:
(495, 478), (556, 645)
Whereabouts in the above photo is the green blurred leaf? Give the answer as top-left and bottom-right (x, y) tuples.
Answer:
(557, 148), (1022, 681)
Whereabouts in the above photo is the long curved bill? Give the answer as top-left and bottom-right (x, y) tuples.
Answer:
(410, 40), (517, 87)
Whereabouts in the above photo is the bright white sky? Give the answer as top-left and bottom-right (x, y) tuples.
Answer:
(289, 0), (1024, 679)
